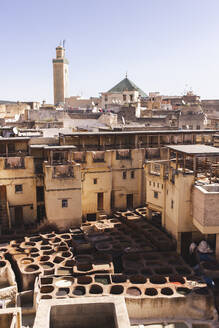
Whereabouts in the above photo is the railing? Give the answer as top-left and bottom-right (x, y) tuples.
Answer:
(52, 165), (74, 178)
(4, 157), (25, 169)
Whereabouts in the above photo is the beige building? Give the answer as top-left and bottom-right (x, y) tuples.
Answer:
(53, 43), (69, 105)
(145, 144), (219, 258)
(101, 76), (147, 110)
(0, 129), (218, 234)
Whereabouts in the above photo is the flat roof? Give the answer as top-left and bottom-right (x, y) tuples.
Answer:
(60, 129), (219, 137)
(167, 144), (219, 156)
(0, 137), (30, 141)
(44, 145), (76, 150)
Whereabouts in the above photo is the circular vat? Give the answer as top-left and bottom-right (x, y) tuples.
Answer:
(130, 274), (147, 284)
(77, 276), (92, 285)
(24, 242), (36, 247)
(141, 269), (153, 276)
(169, 275), (185, 284)
(40, 246), (52, 251)
(161, 287), (174, 296)
(40, 285), (54, 294)
(176, 287), (191, 295)
(53, 256), (64, 264)
(95, 242), (112, 252)
(89, 284), (103, 294)
(40, 277), (53, 285)
(41, 295), (52, 299)
(51, 237), (61, 244)
(126, 287), (141, 297)
(55, 278), (74, 288)
(155, 267), (173, 275)
(60, 234), (71, 240)
(145, 288), (158, 296)
(29, 247), (39, 253)
(56, 288), (69, 297)
(149, 276), (167, 284)
(29, 236), (41, 242)
(20, 258), (34, 265)
(40, 262), (54, 270)
(110, 285), (124, 295)
(0, 261), (6, 268)
(176, 266), (191, 275)
(124, 269), (138, 276)
(73, 286), (85, 296)
(61, 251), (72, 258)
(46, 233), (55, 239)
(64, 260), (75, 267)
(32, 253), (40, 258)
(75, 255), (92, 263)
(24, 264), (40, 273)
(77, 263), (93, 272)
(112, 275), (127, 283)
(143, 254), (159, 261)
(39, 256), (50, 262)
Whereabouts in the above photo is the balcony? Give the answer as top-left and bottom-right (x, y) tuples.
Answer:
(193, 184), (219, 233)
(52, 164), (74, 178)
(4, 157), (25, 169)
(116, 150), (131, 160)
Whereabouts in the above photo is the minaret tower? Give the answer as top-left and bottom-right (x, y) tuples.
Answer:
(53, 41), (69, 105)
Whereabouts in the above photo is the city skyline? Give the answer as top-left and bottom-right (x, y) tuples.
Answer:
(1, 0), (219, 103)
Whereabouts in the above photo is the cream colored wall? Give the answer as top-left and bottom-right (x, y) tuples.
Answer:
(145, 162), (196, 242)
(0, 103), (30, 119)
(101, 90), (139, 108)
(111, 149), (145, 209)
(81, 151), (112, 217)
(44, 163), (82, 228)
(0, 157), (37, 225)
(193, 185), (219, 233)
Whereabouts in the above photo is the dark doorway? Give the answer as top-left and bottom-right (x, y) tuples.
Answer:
(110, 191), (115, 209)
(0, 185), (7, 201)
(97, 192), (104, 210)
(181, 232), (192, 261)
(14, 206), (23, 227)
(37, 205), (45, 222)
(126, 194), (133, 209)
(87, 213), (97, 221)
(36, 186), (44, 202)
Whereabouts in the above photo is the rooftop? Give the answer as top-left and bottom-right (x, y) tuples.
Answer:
(167, 144), (219, 156)
(107, 77), (147, 97)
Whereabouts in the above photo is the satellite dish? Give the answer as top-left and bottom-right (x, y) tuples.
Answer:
(13, 127), (18, 135)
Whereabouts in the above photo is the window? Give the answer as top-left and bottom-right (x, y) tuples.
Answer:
(15, 184), (23, 193)
(171, 200), (174, 209)
(189, 125), (193, 130)
(154, 191), (158, 199)
(93, 178), (97, 184)
(157, 183), (159, 188)
(105, 96), (108, 102)
(62, 199), (68, 208)
(149, 181), (151, 186)
(131, 171), (135, 179)
(162, 184), (163, 189)
(123, 94), (126, 101)
(196, 125), (200, 130)
(130, 94), (133, 101)
(153, 182), (155, 187)
(122, 171), (127, 179)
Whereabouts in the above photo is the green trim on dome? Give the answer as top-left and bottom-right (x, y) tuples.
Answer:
(108, 77), (147, 97)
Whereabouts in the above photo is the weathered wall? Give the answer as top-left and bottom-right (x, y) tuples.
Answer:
(44, 163), (82, 228)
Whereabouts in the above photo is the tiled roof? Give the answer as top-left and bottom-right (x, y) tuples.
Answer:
(108, 77), (147, 97)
